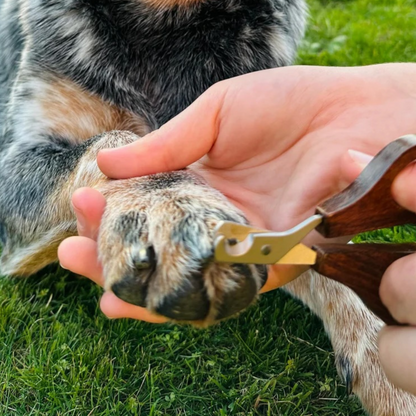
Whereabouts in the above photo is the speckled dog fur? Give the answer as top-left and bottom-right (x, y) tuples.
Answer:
(0, 0), (415, 414)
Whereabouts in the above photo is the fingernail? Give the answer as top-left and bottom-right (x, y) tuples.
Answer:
(59, 263), (68, 270)
(72, 202), (86, 232)
(348, 149), (374, 167)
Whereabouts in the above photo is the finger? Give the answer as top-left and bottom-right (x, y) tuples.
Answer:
(378, 326), (416, 396)
(392, 161), (416, 212)
(100, 292), (168, 323)
(58, 236), (104, 287)
(339, 149), (374, 188)
(72, 188), (107, 240)
(379, 253), (416, 325)
(97, 83), (228, 179)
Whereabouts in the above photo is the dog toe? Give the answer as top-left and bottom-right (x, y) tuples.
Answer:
(215, 264), (266, 320)
(155, 269), (210, 321)
(111, 271), (149, 307)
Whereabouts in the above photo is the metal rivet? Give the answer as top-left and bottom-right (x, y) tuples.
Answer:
(261, 245), (272, 256)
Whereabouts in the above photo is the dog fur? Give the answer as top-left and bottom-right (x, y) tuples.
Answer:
(0, 0), (416, 414)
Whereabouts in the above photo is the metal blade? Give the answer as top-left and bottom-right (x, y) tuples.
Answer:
(214, 215), (322, 264)
(275, 243), (317, 265)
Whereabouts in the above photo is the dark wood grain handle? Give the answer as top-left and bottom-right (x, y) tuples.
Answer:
(312, 243), (416, 325)
(315, 135), (416, 238)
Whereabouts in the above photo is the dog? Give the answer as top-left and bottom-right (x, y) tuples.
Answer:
(0, 1), (415, 414)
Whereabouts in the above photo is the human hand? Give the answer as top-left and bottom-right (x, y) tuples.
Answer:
(377, 164), (416, 395)
(58, 63), (416, 322)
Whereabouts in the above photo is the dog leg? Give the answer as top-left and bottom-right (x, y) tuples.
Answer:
(0, 130), (139, 276)
(284, 271), (416, 415)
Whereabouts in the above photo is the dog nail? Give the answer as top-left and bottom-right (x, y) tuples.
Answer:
(133, 246), (156, 269)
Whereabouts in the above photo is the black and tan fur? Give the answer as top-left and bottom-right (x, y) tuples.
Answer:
(0, 0), (415, 414)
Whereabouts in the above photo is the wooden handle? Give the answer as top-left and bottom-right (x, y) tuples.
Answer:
(312, 243), (416, 325)
(316, 135), (416, 238)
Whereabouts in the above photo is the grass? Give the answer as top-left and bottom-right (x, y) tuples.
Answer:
(0, 270), (364, 415)
(2, 0), (416, 414)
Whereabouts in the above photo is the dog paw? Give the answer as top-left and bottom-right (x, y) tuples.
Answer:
(97, 171), (267, 325)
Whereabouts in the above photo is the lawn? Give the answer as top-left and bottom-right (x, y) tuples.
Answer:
(1, 0), (416, 414)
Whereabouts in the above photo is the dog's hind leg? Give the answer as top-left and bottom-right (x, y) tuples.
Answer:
(283, 271), (416, 415)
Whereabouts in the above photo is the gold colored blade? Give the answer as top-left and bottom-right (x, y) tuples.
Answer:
(214, 215), (322, 265)
(275, 244), (317, 265)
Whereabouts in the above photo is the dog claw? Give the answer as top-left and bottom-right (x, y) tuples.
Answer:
(336, 355), (354, 395)
(132, 246), (156, 270)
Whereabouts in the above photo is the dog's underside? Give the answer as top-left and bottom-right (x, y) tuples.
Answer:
(0, 0), (415, 414)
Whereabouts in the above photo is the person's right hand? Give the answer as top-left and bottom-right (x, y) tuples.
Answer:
(377, 165), (416, 395)
(59, 63), (416, 320)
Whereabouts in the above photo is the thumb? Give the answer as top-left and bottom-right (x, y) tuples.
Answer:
(392, 161), (416, 212)
(342, 150), (416, 213)
(97, 84), (228, 179)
